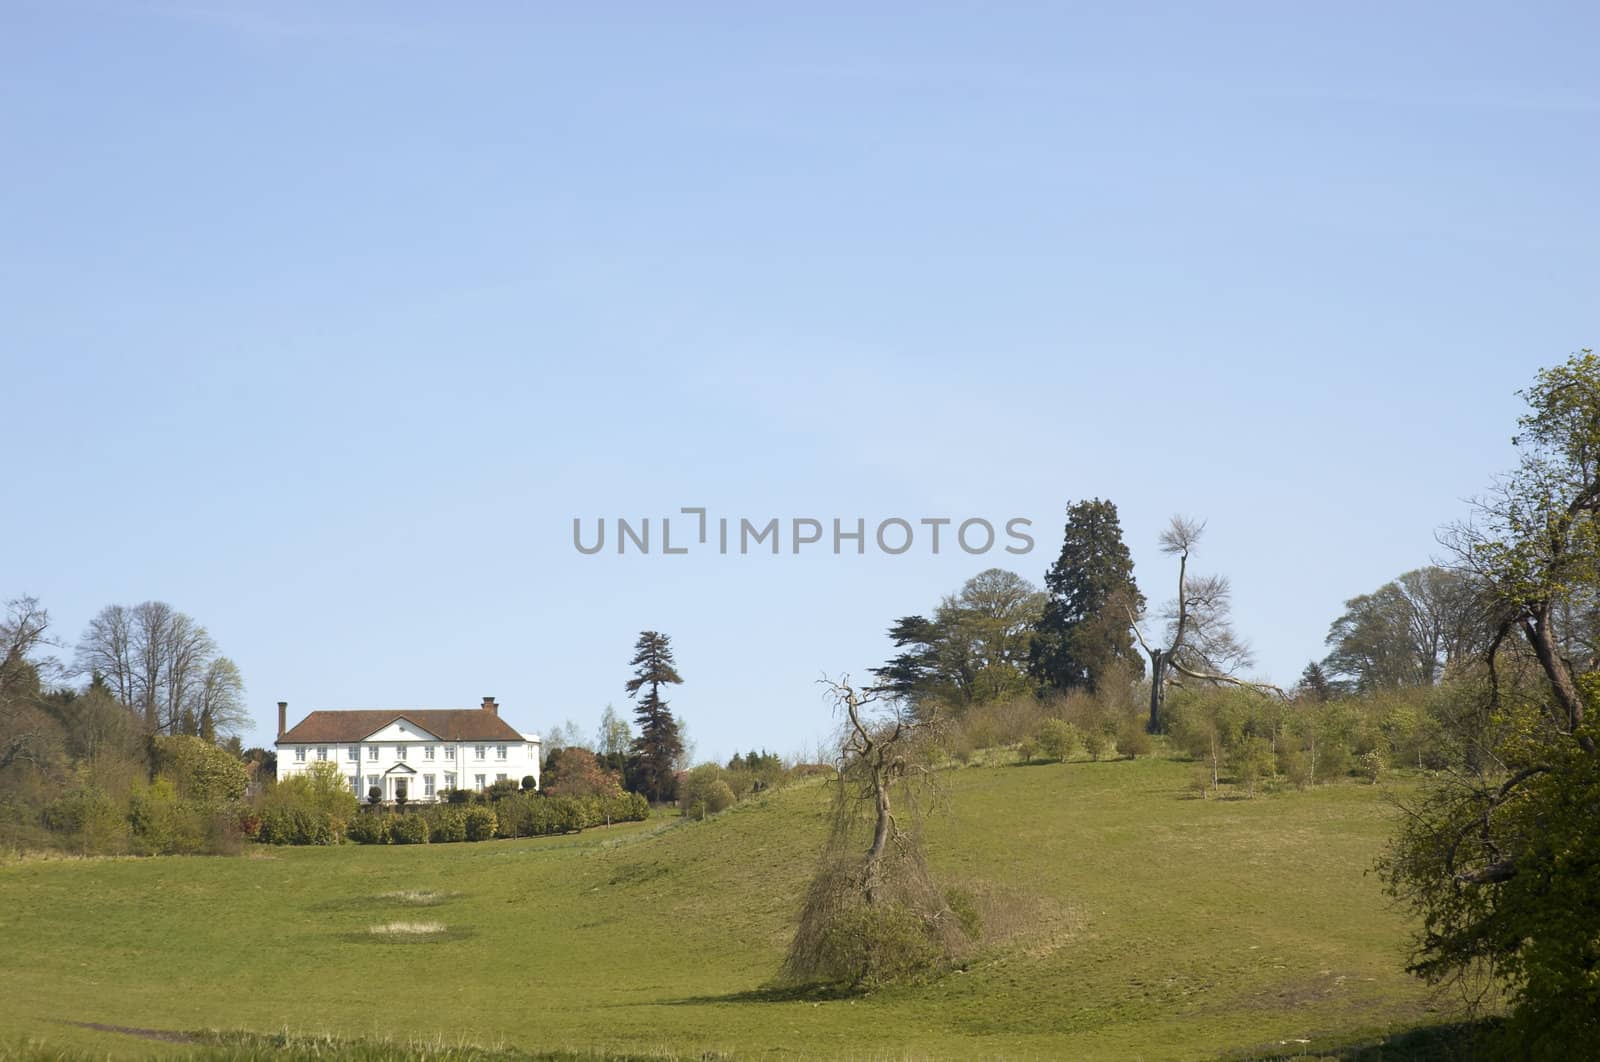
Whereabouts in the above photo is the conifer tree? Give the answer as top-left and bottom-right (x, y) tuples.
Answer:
(1030, 499), (1145, 692)
(624, 630), (685, 803)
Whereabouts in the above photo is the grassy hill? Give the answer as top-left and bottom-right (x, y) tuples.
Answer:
(0, 752), (1464, 1060)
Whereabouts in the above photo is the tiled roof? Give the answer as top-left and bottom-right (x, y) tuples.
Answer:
(277, 709), (526, 744)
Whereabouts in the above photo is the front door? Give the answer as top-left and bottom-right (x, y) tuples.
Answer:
(394, 778), (408, 802)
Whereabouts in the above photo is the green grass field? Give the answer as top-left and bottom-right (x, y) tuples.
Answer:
(0, 753), (1468, 1060)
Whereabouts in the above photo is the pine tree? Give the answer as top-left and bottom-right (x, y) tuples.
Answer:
(1030, 499), (1145, 692)
(624, 631), (685, 803)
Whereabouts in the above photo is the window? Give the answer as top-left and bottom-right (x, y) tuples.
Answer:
(295, 747), (306, 762)
(474, 773), (486, 790)
(423, 745), (435, 760)
(348, 775), (360, 795)
(474, 746), (486, 760)
(347, 746), (359, 762)
(316, 747), (328, 760)
(496, 773), (507, 783)
(496, 745), (508, 760)
(443, 745), (455, 758)
(366, 774), (379, 793)
(395, 744), (406, 761)
(368, 745), (378, 760)
(424, 775), (435, 798)
(444, 772), (456, 790)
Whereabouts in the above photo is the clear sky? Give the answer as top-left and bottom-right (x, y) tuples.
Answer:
(4, 2), (1596, 761)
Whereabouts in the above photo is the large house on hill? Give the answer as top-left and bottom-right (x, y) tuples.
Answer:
(275, 696), (541, 802)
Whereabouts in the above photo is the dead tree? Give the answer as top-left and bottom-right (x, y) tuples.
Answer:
(782, 676), (968, 988)
(1129, 517), (1286, 732)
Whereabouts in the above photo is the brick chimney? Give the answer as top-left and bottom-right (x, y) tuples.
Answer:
(482, 696), (498, 716)
(277, 701), (288, 739)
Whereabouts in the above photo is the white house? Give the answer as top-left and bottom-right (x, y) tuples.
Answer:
(274, 696), (541, 802)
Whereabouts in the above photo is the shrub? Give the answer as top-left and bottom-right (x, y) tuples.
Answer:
(256, 804), (334, 845)
(128, 779), (210, 855)
(492, 794), (525, 838)
(1235, 736), (1275, 797)
(389, 813), (429, 845)
(367, 786), (383, 806)
(1117, 716), (1152, 759)
(679, 764), (736, 818)
(944, 886), (982, 940)
(346, 812), (389, 845)
(160, 735), (249, 802)
(43, 786), (126, 852)
(1280, 746), (1313, 790)
(485, 778), (521, 802)
(1036, 719), (1079, 762)
(1083, 728), (1111, 761)
(807, 900), (944, 989)
(464, 806), (497, 841)
(1358, 749), (1386, 784)
(521, 775), (537, 792)
(1016, 737), (1038, 764)
(428, 806), (467, 843)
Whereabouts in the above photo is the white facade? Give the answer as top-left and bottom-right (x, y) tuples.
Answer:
(276, 714), (541, 802)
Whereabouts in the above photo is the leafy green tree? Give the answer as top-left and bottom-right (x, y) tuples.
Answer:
(871, 570), (1044, 711)
(1031, 499), (1145, 693)
(1385, 352), (1600, 1052)
(868, 615), (942, 700)
(625, 631), (685, 803)
(594, 703), (633, 772)
(1322, 567), (1486, 693)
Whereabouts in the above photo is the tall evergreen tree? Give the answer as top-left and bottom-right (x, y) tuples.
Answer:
(1030, 499), (1145, 692)
(868, 615), (941, 701)
(624, 630), (685, 803)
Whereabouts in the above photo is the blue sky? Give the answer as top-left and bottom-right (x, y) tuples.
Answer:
(4, 2), (1596, 761)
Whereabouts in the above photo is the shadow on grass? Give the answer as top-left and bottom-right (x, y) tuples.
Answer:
(1229, 1018), (1501, 1061)
(664, 982), (862, 1006)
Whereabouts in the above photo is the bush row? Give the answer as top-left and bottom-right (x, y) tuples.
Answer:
(343, 791), (649, 845)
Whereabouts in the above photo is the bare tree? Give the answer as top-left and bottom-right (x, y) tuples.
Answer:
(160, 611), (215, 735)
(1129, 517), (1283, 732)
(74, 604), (135, 707)
(1, 595), (57, 701)
(0, 596), (63, 771)
(783, 676), (968, 988)
(78, 601), (230, 737)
